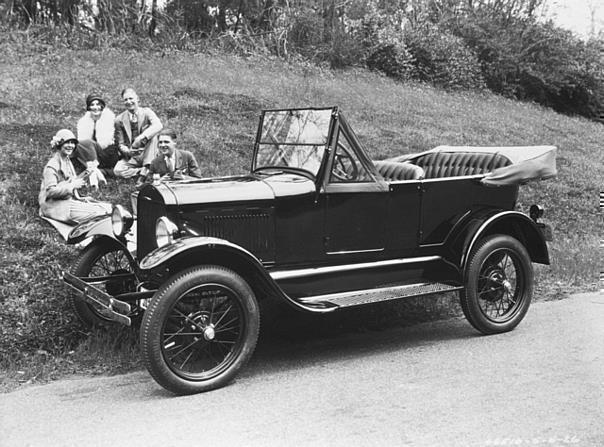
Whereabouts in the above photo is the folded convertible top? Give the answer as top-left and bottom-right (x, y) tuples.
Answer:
(403, 145), (557, 186)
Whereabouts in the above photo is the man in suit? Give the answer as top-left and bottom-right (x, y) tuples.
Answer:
(145, 128), (202, 183)
(113, 88), (163, 182)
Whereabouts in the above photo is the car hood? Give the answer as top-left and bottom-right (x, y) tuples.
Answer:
(155, 173), (315, 206)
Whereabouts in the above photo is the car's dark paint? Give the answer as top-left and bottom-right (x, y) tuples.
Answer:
(137, 235), (321, 313)
(419, 178), (518, 245)
(68, 106), (550, 319)
(461, 211), (550, 266)
(322, 186), (388, 254)
(132, 108), (549, 311)
(62, 106), (554, 395)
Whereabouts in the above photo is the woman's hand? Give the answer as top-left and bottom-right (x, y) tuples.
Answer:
(71, 177), (86, 190)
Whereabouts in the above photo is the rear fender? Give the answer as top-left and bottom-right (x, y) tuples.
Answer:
(446, 211), (550, 270)
(139, 237), (314, 312)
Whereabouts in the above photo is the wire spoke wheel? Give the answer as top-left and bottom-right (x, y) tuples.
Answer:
(71, 240), (138, 327)
(460, 235), (533, 334)
(476, 250), (523, 323)
(162, 284), (245, 381)
(141, 266), (260, 395)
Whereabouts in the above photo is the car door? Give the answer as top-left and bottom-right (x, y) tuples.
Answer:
(322, 128), (388, 255)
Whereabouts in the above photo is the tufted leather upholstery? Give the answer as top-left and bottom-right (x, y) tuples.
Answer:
(413, 152), (511, 179)
(374, 160), (425, 181)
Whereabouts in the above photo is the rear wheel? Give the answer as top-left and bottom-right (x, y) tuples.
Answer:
(71, 240), (138, 328)
(460, 235), (533, 334)
(140, 266), (260, 395)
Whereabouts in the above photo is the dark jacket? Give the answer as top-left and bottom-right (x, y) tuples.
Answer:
(147, 149), (202, 180)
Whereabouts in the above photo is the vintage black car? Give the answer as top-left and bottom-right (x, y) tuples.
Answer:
(63, 107), (556, 395)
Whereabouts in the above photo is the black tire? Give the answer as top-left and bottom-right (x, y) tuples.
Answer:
(460, 234), (533, 335)
(140, 266), (260, 395)
(71, 240), (138, 328)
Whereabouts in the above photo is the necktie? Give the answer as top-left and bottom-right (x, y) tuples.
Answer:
(165, 156), (174, 173)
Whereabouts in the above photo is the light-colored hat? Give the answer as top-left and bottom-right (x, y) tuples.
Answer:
(51, 129), (78, 150)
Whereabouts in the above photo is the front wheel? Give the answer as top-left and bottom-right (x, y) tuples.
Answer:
(140, 266), (260, 395)
(71, 240), (138, 328)
(460, 235), (533, 335)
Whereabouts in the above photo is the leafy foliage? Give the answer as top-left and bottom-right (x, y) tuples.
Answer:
(405, 23), (486, 89)
(366, 43), (416, 80)
(447, 11), (604, 116)
(3, 1), (604, 118)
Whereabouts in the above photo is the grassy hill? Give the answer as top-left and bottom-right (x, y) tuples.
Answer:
(1, 36), (602, 389)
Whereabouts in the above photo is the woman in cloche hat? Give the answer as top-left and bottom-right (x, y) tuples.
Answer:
(39, 129), (111, 224)
(75, 92), (118, 177)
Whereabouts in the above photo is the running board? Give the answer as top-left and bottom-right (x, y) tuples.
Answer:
(298, 282), (462, 309)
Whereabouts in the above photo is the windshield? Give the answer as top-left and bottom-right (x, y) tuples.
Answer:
(254, 108), (333, 176)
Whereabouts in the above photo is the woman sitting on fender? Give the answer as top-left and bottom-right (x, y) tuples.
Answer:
(39, 129), (112, 224)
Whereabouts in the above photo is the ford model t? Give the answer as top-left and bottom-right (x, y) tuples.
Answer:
(62, 107), (556, 394)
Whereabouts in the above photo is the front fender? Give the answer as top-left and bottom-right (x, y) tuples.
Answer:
(139, 237), (332, 313)
(445, 210), (550, 270)
(67, 214), (114, 244)
(67, 215), (136, 255)
(139, 237), (263, 271)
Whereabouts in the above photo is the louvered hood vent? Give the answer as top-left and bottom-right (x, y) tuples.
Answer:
(192, 208), (275, 260)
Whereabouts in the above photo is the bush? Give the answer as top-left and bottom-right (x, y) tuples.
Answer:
(366, 42), (415, 80)
(405, 24), (486, 90)
(449, 14), (604, 118)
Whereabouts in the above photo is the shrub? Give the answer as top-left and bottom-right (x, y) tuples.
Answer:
(366, 42), (415, 80)
(405, 24), (486, 90)
(449, 14), (604, 118)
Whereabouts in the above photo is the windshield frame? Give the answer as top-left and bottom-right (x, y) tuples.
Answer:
(252, 107), (337, 179)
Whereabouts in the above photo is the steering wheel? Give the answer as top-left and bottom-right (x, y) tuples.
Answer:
(331, 142), (359, 181)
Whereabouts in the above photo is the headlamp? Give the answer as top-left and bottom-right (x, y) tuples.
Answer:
(111, 205), (133, 237)
(156, 217), (179, 248)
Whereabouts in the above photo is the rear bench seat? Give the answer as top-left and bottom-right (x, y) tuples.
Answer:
(374, 151), (512, 182)
(413, 151), (511, 179)
(374, 160), (425, 181)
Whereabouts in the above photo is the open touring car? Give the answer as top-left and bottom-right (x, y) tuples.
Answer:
(61, 107), (556, 394)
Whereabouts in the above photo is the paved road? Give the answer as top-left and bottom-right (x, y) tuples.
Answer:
(1, 294), (603, 447)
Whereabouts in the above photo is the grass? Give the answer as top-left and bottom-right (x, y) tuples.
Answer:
(1, 32), (602, 391)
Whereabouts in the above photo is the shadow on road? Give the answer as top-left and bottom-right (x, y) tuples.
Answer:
(240, 300), (478, 381)
(138, 311), (478, 399)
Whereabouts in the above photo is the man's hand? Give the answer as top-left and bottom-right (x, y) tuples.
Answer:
(132, 136), (148, 149)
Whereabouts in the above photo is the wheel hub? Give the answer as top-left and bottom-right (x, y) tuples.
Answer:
(502, 279), (513, 294)
(203, 325), (216, 341)
(482, 269), (506, 302)
(188, 313), (216, 341)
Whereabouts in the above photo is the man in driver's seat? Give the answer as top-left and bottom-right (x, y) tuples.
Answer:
(145, 129), (202, 183)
